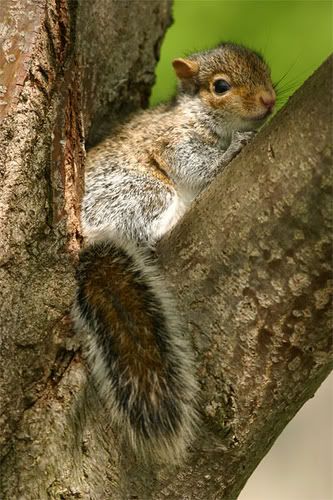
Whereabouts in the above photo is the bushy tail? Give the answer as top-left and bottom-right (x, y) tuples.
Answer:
(73, 238), (198, 462)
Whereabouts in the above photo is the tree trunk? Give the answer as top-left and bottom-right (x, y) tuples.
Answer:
(0, 1), (331, 498)
(0, 1), (172, 498)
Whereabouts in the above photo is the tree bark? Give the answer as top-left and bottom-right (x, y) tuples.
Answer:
(0, 1), (172, 498)
(0, 1), (332, 498)
(154, 54), (333, 500)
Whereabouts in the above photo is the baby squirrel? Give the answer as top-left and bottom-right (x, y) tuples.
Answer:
(73, 42), (276, 462)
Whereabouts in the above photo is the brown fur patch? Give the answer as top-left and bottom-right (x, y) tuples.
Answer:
(147, 150), (174, 187)
(82, 252), (166, 396)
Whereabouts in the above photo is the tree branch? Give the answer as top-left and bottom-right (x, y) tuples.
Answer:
(0, 0), (331, 497)
(151, 55), (333, 499)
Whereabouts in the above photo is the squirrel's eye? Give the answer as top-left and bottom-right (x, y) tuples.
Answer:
(213, 79), (231, 94)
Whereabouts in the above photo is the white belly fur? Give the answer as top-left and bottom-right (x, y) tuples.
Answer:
(152, 186), (196, 241)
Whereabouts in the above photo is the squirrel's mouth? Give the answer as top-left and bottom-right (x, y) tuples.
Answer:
(250, 109), (273, 122)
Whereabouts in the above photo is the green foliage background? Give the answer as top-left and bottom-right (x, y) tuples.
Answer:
(151, 0), (333, 108)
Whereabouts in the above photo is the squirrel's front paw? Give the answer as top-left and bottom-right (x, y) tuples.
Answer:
(220, 130), (257, 167)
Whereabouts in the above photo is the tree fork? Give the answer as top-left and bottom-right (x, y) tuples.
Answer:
(0, 0), (332, 497)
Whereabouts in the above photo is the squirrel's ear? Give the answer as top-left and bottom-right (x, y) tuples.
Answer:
(172, 58), (199, 79)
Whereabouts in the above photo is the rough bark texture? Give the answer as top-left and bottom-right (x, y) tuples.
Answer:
(154, 55), (333, 500)
(77, 0), (172, 147)
(0, 0), (82, 463)
(0, 0), (332, 498)
(0, 1), (172, 498)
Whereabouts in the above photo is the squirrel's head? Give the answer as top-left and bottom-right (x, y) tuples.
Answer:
(172, 43), (276, 131)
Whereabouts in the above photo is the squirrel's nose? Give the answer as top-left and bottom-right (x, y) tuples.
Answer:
(259, 91), (276, 111)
